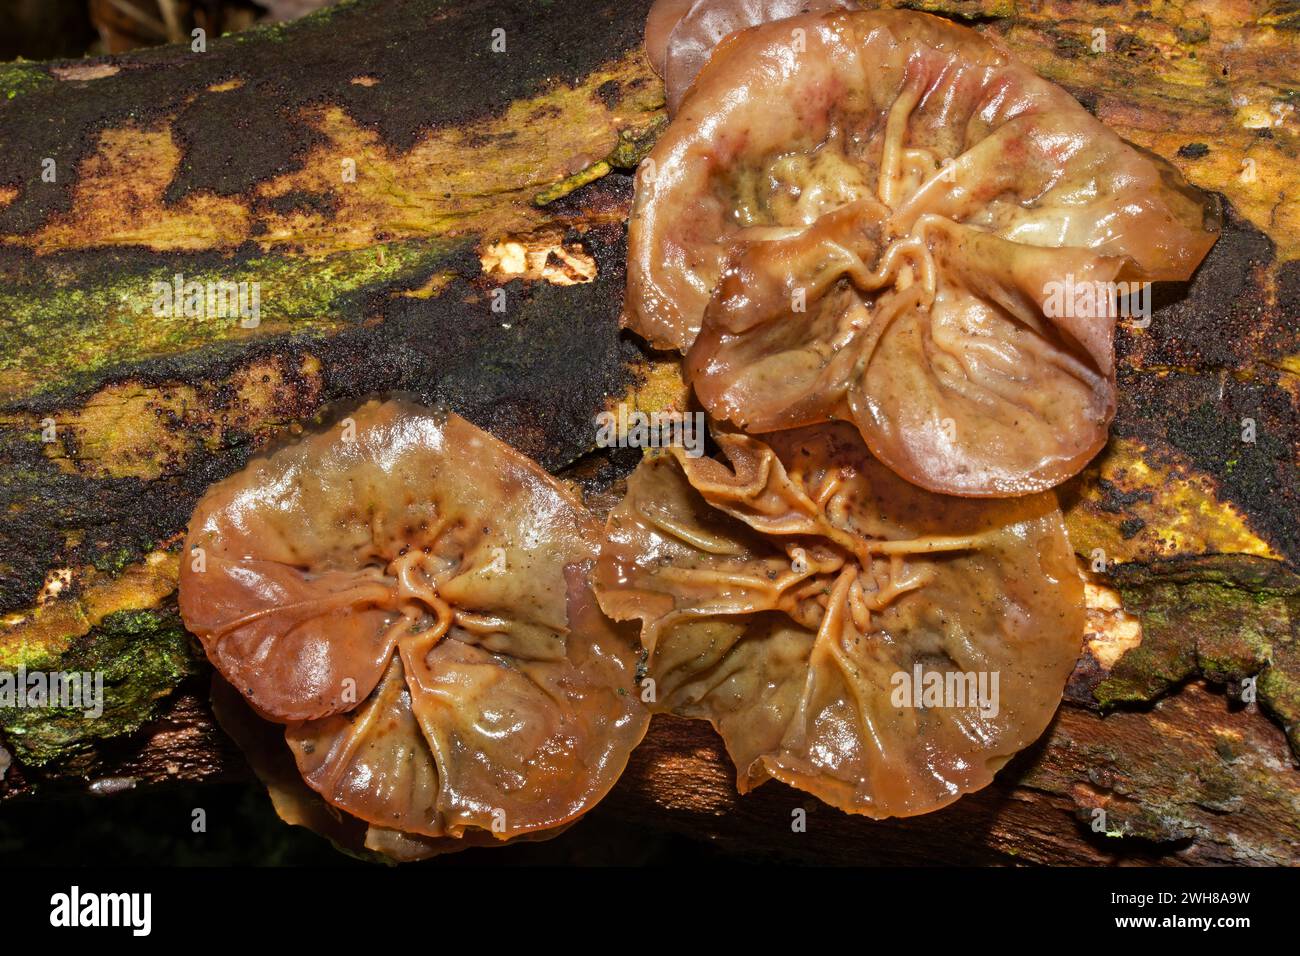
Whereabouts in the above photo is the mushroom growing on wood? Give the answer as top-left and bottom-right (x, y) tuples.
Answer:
(645, 0), (856, 116)
(179, 399), (648, 857)
(595, 423), (1084, 817)
(628, 9), (1219, 495)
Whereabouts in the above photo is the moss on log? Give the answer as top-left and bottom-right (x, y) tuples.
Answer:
(0, 0), (1297, 864)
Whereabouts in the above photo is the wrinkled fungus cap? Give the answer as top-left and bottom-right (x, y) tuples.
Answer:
(646, 0), (856, 115)
(180, 400), (648, 848)
(595, 422), (1084, 817)
(628, 10), (1219, 495)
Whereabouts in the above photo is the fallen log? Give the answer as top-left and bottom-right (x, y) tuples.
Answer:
(0, 0), (1297, 864)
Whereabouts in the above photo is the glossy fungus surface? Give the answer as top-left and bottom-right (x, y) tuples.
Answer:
(645, 0), (696, 78)
(628, 9), (1219, 495)
(180, 400), (648, 847)
(647, 0), (855, 115)
(595, 423), (1084, 817)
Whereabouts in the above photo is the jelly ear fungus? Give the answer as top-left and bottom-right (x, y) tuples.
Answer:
(594, 423), (1085, 817)
(630, 8), (1219, 496)
(180, 399), (648, 859)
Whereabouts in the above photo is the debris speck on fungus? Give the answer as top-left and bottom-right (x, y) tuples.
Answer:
(179, 399), (648, 857)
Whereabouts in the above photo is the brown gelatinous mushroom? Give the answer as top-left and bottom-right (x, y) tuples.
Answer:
(645, 0), (696, 78)
(646, 0), (855, 115)
(628, 9), (1219, 495)
(211, 674), (570, 861)
(180, 399), (648, 850)
(595, 423), (1084, 817)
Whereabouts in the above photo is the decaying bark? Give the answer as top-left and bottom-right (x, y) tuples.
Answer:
(0, 0), (1297, 864)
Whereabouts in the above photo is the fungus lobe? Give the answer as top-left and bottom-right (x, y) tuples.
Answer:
(180, 399), (648, 854)
(628, 9), (1219, 495)
(646, 0), (856, 115)
(595, 423), (1084, 817)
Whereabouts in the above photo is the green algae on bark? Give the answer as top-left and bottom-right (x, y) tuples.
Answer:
(0, 238), (468, 404)
(1096, 555), (1300, 756)
(0, 606), (198, 767)
(0, 61), (52, 99)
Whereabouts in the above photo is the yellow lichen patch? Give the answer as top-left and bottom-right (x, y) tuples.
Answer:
(226, 353), (323, 427)
(991, 5), (1300, 258)
(1083, 580), (1144, 669)
(396, 270), (458, 299)
(252, 50), (658, 255)
(12, 50), (657, 258)
(0, 550), (179, 669)
(1065, 436), (1278, 565)
(1127, 123), (1300, 259)
(1268, 196), (1300, 250)
(208, 79), (245, 92)
(9, 355), (322, 480)
(480, 232), (597, 285)
(0, 185), (16, 209)
(35, 382), (201, 481)
(608, 355), (690, 420)
(23, 125), (251, 254)
(1272, 365), (1300, 405)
